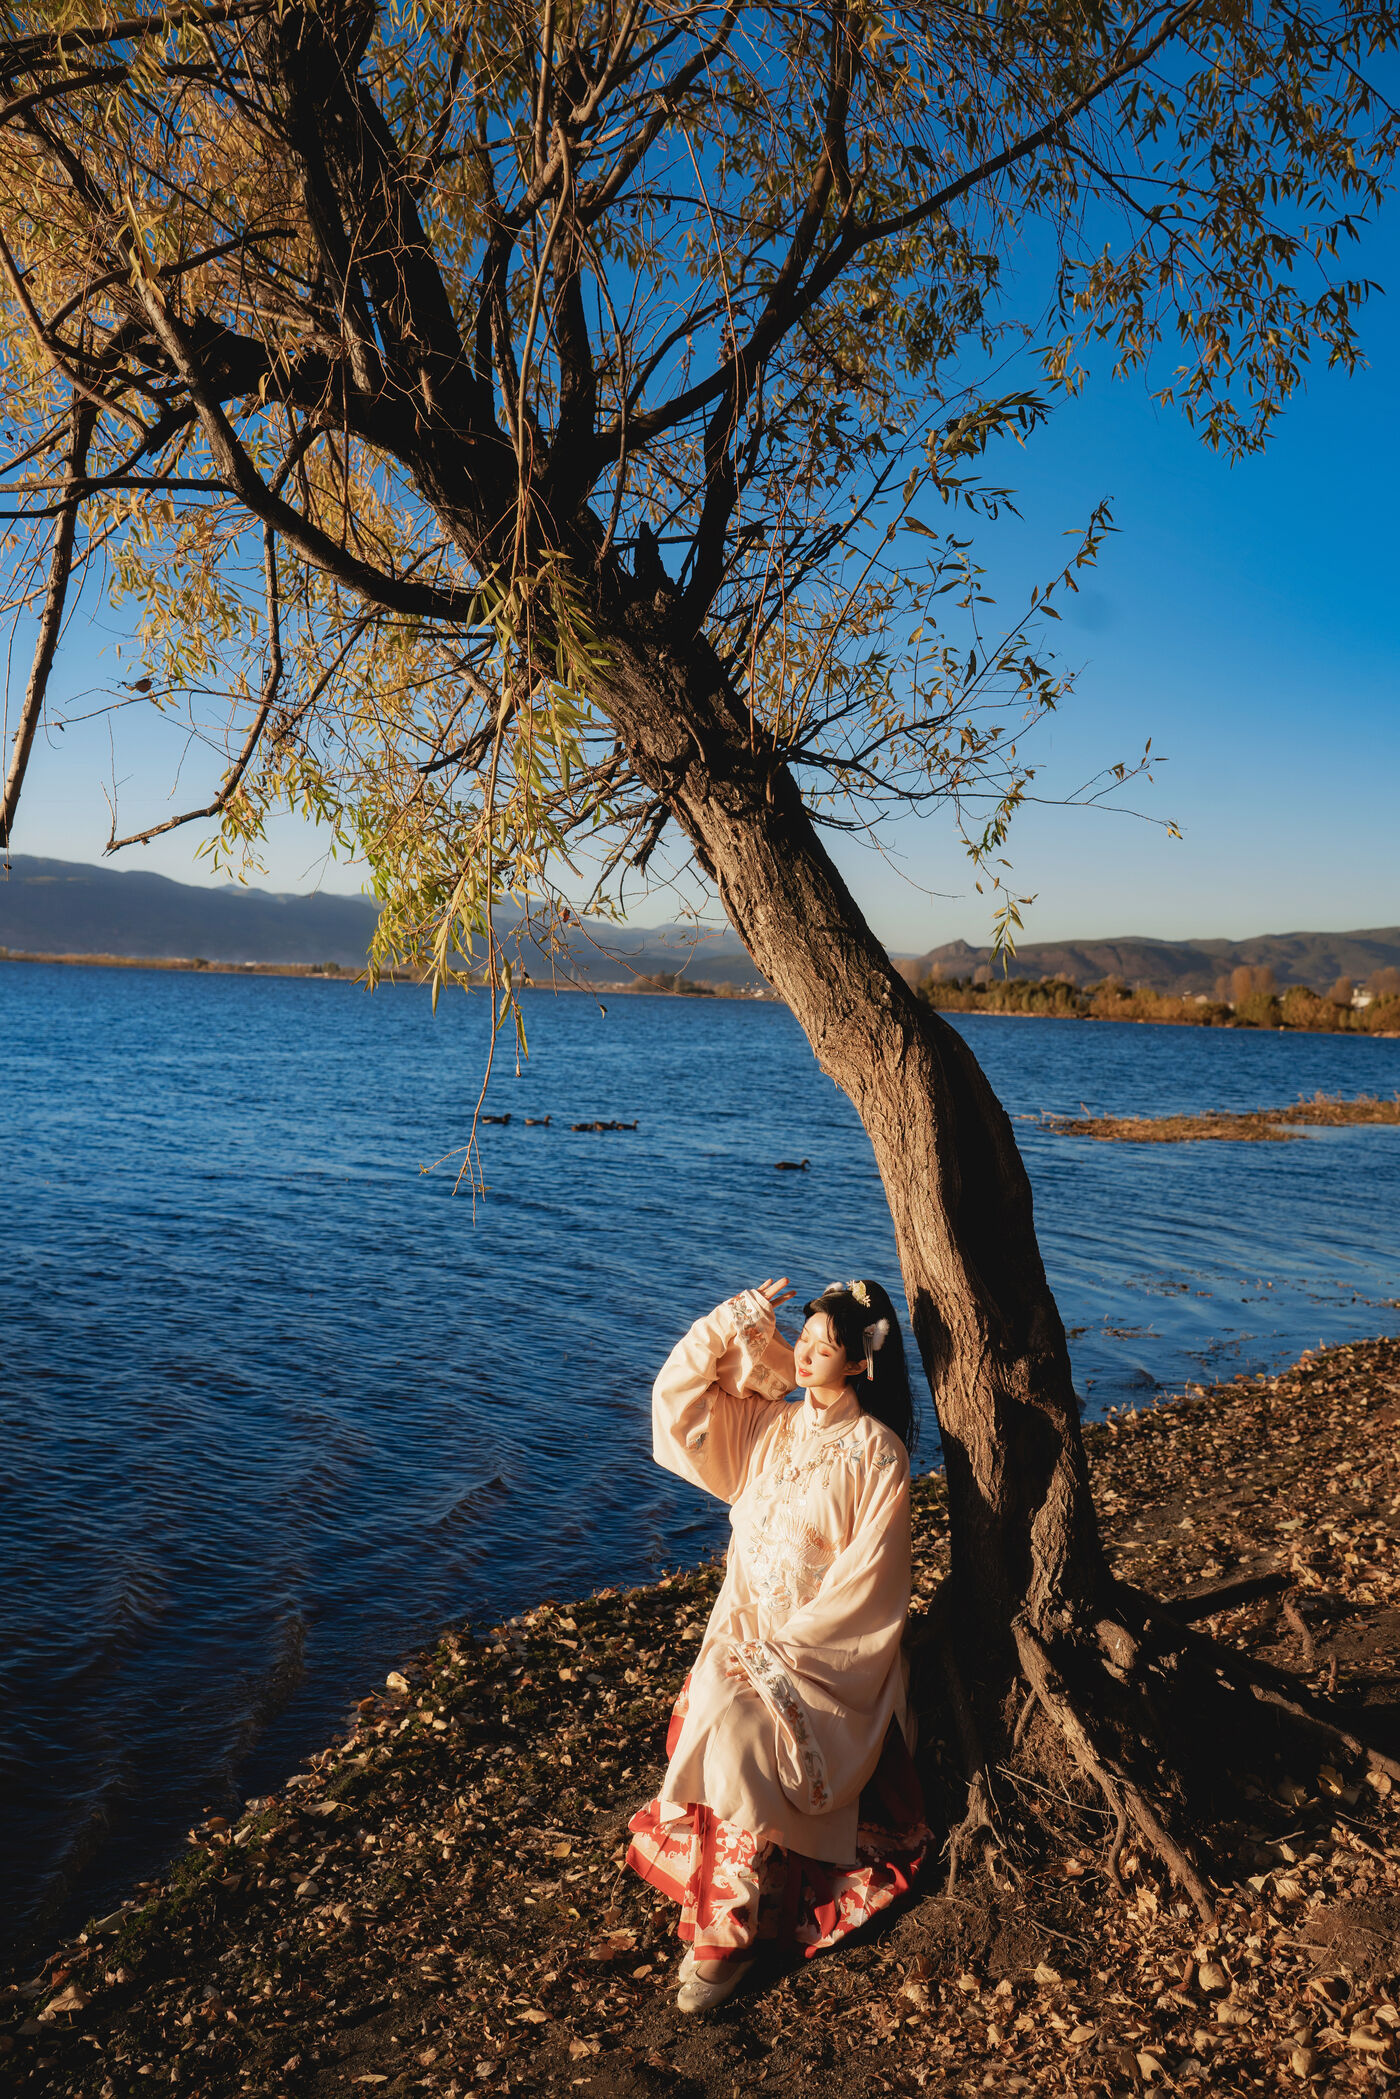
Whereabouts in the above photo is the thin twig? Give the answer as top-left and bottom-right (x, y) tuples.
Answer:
(1, 404), (95, 847)
(105, 524), (282, 852)
(1282, 1591), (1317, 1671)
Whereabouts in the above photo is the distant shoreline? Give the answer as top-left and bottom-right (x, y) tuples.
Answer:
(0, 947), (776, 997)
(919, 971), (1400, 1039)
(0, 946), (354, 980)
(6, 949), (1400, 1031)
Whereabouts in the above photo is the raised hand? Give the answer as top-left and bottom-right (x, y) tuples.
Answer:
(756, 1275), (796, 1308)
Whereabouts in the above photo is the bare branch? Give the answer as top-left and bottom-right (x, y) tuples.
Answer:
(575, 0), (741, 227)
(417, 681), (515, 776)
(0, 403), (94, 847)
(122, 271), (487, 619)
(0, 0), (267, 70)
(605, 0), (1198, 463)
(0, 66), (124, 131)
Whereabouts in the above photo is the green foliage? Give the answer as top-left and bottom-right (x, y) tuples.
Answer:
(1231, 991), (1281, 1029)
(1279, 984), (1400, 1035)
(916, 973), (1400, 1033)
(921, 972), (1088, 1018)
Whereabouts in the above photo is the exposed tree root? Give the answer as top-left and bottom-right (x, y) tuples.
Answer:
(1010, 1685), (1039, 1752)
(1103, 1796), (1130, 1892)
(1163, 1568), (1291, 1622)
(1012, 1619), (1217, 1921)
(921, 1560), (1399, 1940)
(1123, 1582), (1400, 1785)
(937, 1628), (1011, 1893)
(918, 1448), (1399, 1942)
(910, 1579), (1004, 1889)
(1281, 1589), (1317, 1671)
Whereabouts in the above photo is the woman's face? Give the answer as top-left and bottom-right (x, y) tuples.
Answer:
(793, 1311), (851, 1391)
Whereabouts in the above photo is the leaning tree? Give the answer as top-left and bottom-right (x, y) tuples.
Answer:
(2, 0), (1397, 1905)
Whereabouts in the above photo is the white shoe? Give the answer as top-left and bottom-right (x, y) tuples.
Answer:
(676, 1956), (754, 2013)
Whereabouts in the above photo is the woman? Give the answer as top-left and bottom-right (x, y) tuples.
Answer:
(626, 1275), (928, 2013)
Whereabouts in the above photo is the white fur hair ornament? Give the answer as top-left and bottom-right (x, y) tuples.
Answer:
(861, 1318), (891, 1381)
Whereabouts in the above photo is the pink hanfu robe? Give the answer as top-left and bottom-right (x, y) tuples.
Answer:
(626, 1290), (928, 1963)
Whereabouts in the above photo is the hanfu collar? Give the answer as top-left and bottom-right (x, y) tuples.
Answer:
(797, 1387), (861, 1440)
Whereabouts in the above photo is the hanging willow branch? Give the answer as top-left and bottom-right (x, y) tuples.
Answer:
(105, 525), (284, 852)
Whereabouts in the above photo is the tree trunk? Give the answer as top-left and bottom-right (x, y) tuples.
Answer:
(597, 631), (1107, 1672)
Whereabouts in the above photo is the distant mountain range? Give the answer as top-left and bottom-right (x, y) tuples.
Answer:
(0, 855), (764, 982)
(0, 856), (383, 969)
(912, 928), (1400, 996)
(4, 854), (1396, 995)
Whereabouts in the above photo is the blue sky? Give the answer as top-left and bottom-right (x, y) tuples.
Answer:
(7, 219), (1397, 958)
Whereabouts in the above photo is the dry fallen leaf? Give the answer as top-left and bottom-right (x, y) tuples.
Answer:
(15, 1342), (1400, 2099)
(38, 1985), (89, 2021)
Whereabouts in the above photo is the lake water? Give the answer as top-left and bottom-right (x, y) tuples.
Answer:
(5, 963), (1400, 1961)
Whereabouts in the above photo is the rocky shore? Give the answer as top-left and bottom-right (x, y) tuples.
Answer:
(5, 1340), (1399, 2099)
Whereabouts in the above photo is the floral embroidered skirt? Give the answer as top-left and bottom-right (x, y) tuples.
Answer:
(626, 1676), (928, 1966)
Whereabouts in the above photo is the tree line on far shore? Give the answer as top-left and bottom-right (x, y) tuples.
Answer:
(912, 963), (1400, 1033)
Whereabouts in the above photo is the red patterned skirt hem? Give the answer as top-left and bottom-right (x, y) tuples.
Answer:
(626, 1691), (929, 1961)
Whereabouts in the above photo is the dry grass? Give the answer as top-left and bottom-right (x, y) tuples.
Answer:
(1042, 1092), (1400, 1144)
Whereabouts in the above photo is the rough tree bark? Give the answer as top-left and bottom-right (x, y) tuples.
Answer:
(223, 9), (1400, 1905)
(262, 1), (1108, 1686)
(583, 617), (1400, 1915)
(594, 624), (1105, 1659)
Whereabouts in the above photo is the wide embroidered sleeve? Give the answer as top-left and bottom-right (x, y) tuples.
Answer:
(651, 1290), (795, 1503)
(733, 1436), (911, 1815)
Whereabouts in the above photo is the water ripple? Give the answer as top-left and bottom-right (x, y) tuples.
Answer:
(3, 963), (1399, 1956)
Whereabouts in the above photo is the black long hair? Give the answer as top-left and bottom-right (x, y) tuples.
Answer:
(804, 1280), (916, 1455)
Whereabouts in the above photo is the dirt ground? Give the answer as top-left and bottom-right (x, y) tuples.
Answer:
(5, 1338), (1399, 2099)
